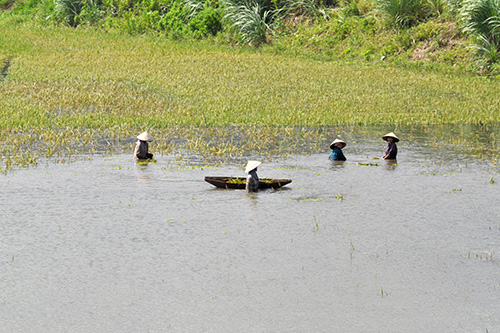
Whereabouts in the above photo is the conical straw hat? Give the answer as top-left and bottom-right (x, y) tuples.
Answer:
(245, 160), (261, 173)
(137, 131), (153, 142)
(382, 132), (399, 142)
(329, 138), (346, 149)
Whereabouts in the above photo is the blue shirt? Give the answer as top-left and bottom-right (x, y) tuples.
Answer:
(329, 147), (346, 161)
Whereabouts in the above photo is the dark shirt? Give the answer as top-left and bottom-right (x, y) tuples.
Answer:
(329, 147), (346, 161)
(385, 142), (397, 159)
(134, 140), (149, 159)
(246, 169), (259, 192)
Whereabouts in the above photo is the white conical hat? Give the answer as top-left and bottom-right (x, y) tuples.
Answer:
(382, 132), (399, 142)
(245, 160), (261, 173)
(137, 131), (153, 142)
(329, 138), (346, 149)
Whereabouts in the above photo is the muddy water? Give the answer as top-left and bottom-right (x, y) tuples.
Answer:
(1, 139), (499, 332)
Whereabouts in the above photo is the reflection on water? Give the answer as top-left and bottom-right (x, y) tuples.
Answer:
(0, 138), (499, 332)
(135, 160), (155, 181)
(384, 159), (398, 171)
(330, 160), (346, 168)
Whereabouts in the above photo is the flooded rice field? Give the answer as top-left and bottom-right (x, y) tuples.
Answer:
(1, 136), (499, 332)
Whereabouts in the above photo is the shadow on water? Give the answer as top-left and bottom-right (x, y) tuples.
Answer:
(134, 158), (162, 182)
(135, 163), (151, 181)
(245, 191), (259, 209)
(330, 161), (346, 169)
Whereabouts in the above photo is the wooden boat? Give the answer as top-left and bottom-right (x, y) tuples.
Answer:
(204, 176), (292, 189)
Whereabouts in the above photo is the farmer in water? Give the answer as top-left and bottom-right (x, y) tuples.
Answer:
(382, 132), (398, 160)
(245, 160), (261, 192)
(329, 138), (347, 161)
(134, 131), (154, 160)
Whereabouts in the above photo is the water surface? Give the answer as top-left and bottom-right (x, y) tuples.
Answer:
(1, 139), (499, 332)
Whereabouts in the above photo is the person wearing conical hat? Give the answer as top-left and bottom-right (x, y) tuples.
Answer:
(329, 138), (347, 161)
(245, 160), (261, 192)
(382, 132), (399, 160)
(134, 131), (154, 160)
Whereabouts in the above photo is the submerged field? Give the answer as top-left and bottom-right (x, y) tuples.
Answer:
(1, 145), (499, 332)
(1, 20), (500, 171)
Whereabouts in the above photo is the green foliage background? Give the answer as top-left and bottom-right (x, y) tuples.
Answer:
(2, 0), (500, 74)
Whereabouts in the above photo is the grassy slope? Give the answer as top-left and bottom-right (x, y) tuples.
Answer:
(272, 18), (478, 71)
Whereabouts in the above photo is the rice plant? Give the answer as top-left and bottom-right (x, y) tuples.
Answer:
(1, 23), (500, 171)
(0, 58), (10, 82)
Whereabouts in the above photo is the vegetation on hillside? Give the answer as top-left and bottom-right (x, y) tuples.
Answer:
(2, 0), (500, 75)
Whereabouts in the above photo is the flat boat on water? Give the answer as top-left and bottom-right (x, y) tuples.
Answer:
(204, 176), (292, 190)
